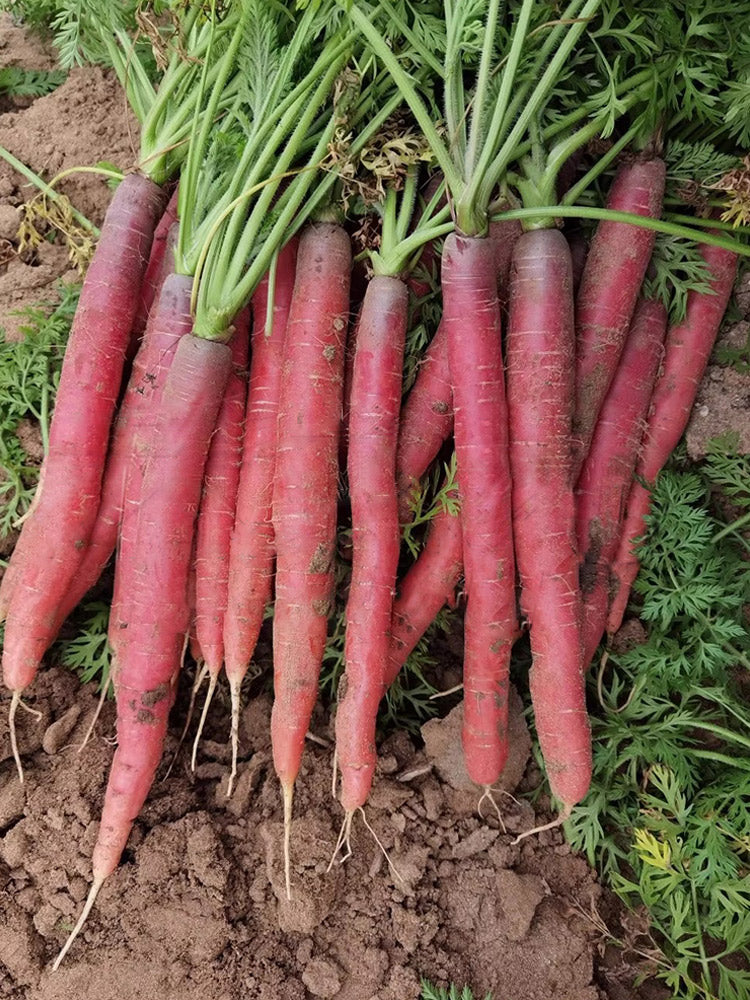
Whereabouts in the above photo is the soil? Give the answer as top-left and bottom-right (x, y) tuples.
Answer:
(0, 16), (747, 1000)
(0, 667), (615, 1000)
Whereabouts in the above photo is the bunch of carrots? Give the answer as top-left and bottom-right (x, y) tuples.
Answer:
(1, 0), (749, 967)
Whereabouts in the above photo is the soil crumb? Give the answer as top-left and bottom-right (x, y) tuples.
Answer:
(0, 668), (608, 1000)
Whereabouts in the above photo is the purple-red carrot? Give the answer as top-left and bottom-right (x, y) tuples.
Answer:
(395, 220), (521, 523)
(1, 174), (166, 750)
(223, 239), (297, 787)
(507, 227), (591, 819)
(55, 333), (231, 968)
(396, 319), (453, 521)
(576, 298), (667, 668)
(132, 187), (180, 337)
(335, 275), (407, 817)
(190, 310), (250, 757)
(572, 158), (666, 477)
(193, 311), (250, 673)
(442, 232), (516, 789)
(54, 271), (193, 632)
(607, 241), (737, 635)
(385, 497), (462, 688)
(270, 224), (350, 877)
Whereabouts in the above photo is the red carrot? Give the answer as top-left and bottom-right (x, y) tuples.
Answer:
(335, 275), (407, 817)
(54, 333), (232, 969)
(507, 227), (591, 821)
(395, 319), (453, 522)
(385, 498), (462, 688)
(132, 188), (180, 337)
(442, 232), (516, 790)
(2, 174), (166, 773)
(395, 220), (521, 523)
(271, 223), (350, 892)
(576, 298), (666, 668)
(572, 158), (666, 476)
(54, 271), (194, 633)
(191, 309), (250, 761)
(607, 242), (737, 635)
(223, 240), (297, 788)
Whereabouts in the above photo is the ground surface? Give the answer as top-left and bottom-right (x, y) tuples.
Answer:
(0, 15), (749, 1000)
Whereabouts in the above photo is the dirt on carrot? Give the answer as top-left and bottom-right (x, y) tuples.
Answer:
(0, 663), (621, 1000)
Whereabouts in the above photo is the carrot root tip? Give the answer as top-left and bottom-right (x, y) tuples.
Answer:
(282, 781), (294, 902)
(511, 805), (573, 846)
(191, 671), (217, 773)
(8, 690), (39, 784)
(327, 811), (353, 872)
(226, 676), (241, 799)
(162, 663), (208, 780)
(359, 806), (406, 888)
(477, 785), (506, 834)
(78, 676), (113, 753)
(52, 873), (105, 970)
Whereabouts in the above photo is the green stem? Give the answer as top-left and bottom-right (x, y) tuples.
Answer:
(489, 206), (750, 256)
(460, 0), (535, 231)
(667, 213), (750, 235)
(688, 876), (713, 997)
(561, 118), (645, 206)
(39, 370), (49, 457)
(713, 509), (750, 543)
(463, 0), (502, 179)
(377, 2), (443, 76)
(343, 3), (461, 194)
(481, 0), (603, 204)
(0, 146), (99, 237)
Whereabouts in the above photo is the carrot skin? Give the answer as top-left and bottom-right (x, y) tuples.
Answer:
(395, 319), (453, 522)
(271, 224), (350, 790)
(607, 242), (737, 635)
(385, 500), (462, 688)
(572, 158), (666, 476)
(132, 187), (179, 338)
(2, 174), (166, 690)
(193, 311), (250, 677)
(507, 227), (591, 809)
(98, 334), (232, 879)
(576, 298), (666, 667)
(223, 240), (298, 686)
(395, 220), (520, 523)
(53, 272), (194, 632)
(442, 233), (516, 788)
(336, 275), (407, 812)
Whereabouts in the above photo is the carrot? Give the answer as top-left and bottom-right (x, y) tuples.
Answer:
(335, 274), (407, 816)
(191, 308), (250, 762)
(442, 232), (516, 790)
(395, 319), (453, 522)
(385, 496), (463, 688)
(1, 174), (166, 771)
(132, 188), (180, 338)
(395, 219), (521, 523)
(576, 298), (666, 669)
(55, 333), (232, 968)
(506, 227), (591, 821)
(571, 157), (666, 477)
(271, 223), (350, 890)
(52, 272), (194, 634)
(223, 240), (298, 789)
(607, 242), (737, 636)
